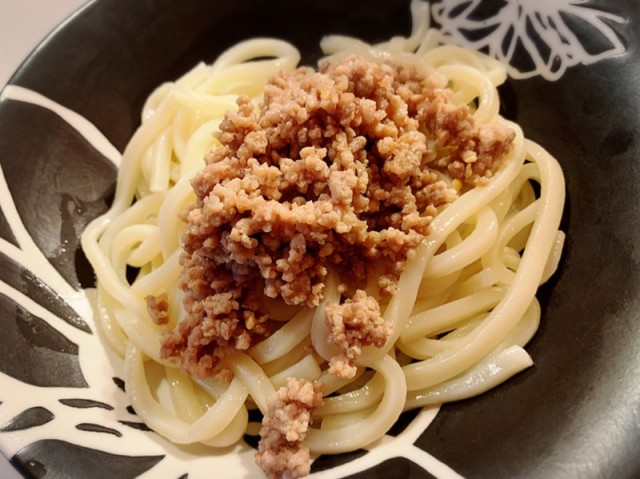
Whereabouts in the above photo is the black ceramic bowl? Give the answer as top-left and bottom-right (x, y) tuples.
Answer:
(1, 1), (639, 478)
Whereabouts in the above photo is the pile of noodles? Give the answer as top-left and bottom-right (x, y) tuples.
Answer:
(81, 0), (565, 456)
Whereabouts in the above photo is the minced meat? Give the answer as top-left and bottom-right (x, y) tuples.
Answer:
(325, 289), (390, 379)
(255, 378), (324, 479)
(146, 293), (169, 325)
(160, 55), (515, 378)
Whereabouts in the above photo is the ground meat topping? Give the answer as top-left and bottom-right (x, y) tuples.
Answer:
(146, 293), (169, 325)
(160, 55), (515, 378)
(417, 86), (515, 185)
(255, 378), (324, 479)
(325, 290), (391, 379)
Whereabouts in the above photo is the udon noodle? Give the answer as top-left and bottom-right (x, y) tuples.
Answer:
(81, 0), (565, 475)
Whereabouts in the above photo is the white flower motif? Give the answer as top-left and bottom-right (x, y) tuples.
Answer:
(432, 0), (626, 80)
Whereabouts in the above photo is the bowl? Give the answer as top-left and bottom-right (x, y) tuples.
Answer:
(0, 0), (639, 478)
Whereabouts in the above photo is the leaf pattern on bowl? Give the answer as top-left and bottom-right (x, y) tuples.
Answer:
(433, 0), (626, 80)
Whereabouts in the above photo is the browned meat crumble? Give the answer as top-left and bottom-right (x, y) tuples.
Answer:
(160, 55), (515, 379)
(255, 378), (324, 479)
(325, 289), (390, 379)
(146, 293), (170, 325)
